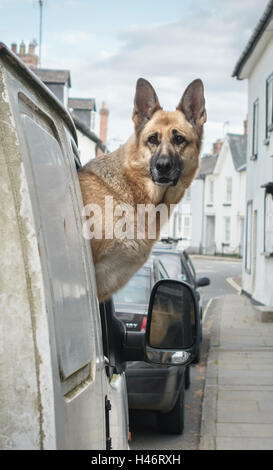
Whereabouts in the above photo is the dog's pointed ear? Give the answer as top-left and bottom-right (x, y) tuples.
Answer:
(132, 78), (162, 134)
(177, 79), (206, 127)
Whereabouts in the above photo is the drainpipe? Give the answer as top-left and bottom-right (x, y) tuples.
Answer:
(200, 176), (205, 254)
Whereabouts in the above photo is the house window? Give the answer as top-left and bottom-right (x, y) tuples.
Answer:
(186, 187), (191, 200)
(91, 110), (96, 130)
(252, 99), (259, 159)
(224, 217), (231, 243)
(245, 201), (253, 272)
(209, 180), (214, 203)
(183, 215), (191, 240)
(266, 74), (273, 139)
(264, 189), (273, 254)
(226, 177), (232, 203)
(178, 214), (182, 234)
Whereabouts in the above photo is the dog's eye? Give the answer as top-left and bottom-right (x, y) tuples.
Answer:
(173, 134), (186, 145)
(148, 134), (159, 145)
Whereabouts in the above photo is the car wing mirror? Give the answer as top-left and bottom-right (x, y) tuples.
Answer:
(145, 279), (198, 366)
(197, 277), (210, 287)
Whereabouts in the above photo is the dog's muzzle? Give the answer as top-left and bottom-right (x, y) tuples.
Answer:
(150, 154), (183, 186)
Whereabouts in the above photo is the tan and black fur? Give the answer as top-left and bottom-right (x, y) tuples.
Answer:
(78, 78), (206, 301)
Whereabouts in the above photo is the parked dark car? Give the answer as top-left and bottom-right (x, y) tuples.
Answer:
(113, 258), (159, 333)
(113, 256), (190, 434)
(152, 241), (210, 363)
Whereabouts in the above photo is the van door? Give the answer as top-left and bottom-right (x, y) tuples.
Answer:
(0, 46), (109, 449)
(19, 97), (105, 449)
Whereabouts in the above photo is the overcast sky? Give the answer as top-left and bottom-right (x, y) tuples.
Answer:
(0, 0), (269, 153)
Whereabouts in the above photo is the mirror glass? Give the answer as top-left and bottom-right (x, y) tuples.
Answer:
(149, 280), (196, 350)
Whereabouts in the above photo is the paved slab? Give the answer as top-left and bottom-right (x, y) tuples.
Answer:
(199, 294), (273, 450)
(216, 437), (273, 450)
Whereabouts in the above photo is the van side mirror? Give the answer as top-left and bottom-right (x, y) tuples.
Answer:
(145, 280), (198, 366)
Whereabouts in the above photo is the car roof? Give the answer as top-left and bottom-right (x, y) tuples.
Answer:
(137, 264), (152, 275)
(135, 256), (161, 276)
(153, 242), (173, 249)
(142, 256), (155, 269)
(152, 248), (181, 256)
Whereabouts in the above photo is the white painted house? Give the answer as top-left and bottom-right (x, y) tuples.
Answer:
(69, 99), (106, 165)
(202, 134), (246, 256)
(193, 153), (218, 254)
(160, 185), (194, 250)
(165, 133), (246, 256)
(161, 152), (221, 253)
(233, 0), (273, 306)
(172, 178), (205, 253)
(71, 114), (106, 165)
(15, 42), (106, 165)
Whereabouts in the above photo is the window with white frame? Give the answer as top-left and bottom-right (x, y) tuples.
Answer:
(209, 180), (214, 203)
(178, 213), (182, 234)
(264, 189), (273, 254)
(266, 74), (273, 139)
(252, 99), (259, 159)
(224, 216), (231, 243)
(186, 187), (191, 200)
(91, 110), (96, 130)
(245, 201), (253, 272)
(183, 215), (191, 240)
(226, 177), (232, 203)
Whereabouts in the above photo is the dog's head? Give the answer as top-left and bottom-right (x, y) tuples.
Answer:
(132, 78), (206, 188)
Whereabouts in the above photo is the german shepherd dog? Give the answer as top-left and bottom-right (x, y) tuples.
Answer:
(78, 78), (206, 301)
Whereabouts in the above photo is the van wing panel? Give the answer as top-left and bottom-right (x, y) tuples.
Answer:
(22, 115), (93, 379)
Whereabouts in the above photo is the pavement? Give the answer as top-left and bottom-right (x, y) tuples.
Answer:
(199, 293), (273, 450)
(191, 254), (242, 263)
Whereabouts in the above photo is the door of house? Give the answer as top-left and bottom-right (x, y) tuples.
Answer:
(251, 210), (258, 293)
(205, 216), (216, 255)
(239, 217), (245, 257)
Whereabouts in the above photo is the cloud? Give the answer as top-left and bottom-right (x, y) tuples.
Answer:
(57, 31), (95, 46)
(43, 0), (268, 153)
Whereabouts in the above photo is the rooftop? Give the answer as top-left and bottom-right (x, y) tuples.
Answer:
(227, 133), (247, 171)
(196, 154), (218, 178)
(33, 68), (71, 87)
(232, 0), (273, 78)
(68, 98), (96, 112)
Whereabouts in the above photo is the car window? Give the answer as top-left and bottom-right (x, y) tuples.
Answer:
(183, 252), (197, 283)
(113, 268), (151, 305)
(153, 242), (173, 250)
(158, 260), (170, 279)
(154, 253), (189, 282)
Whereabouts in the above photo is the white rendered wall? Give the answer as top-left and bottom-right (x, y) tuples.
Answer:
(76, 130), (97, 166)
(243, 35), (273, 305)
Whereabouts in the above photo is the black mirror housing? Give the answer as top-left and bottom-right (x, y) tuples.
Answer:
(197, 277), (210, 287)
(114, 281), (199, 366)
(144, 279), (199, 366)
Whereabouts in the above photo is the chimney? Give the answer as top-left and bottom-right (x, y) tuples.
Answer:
(28, 41), (35, 56)
(15, 40), (38, 68)
(212, 138), (223, 155)
(99, 101), (109, 146)
(19, 40), (25, 56)
(11, 43), (17, 54)
(243, 115), (248, 135)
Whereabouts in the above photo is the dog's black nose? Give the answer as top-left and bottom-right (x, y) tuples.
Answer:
(155, 155), (173, 173)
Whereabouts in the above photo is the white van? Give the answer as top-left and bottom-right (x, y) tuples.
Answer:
(0, 43), (198, 450)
